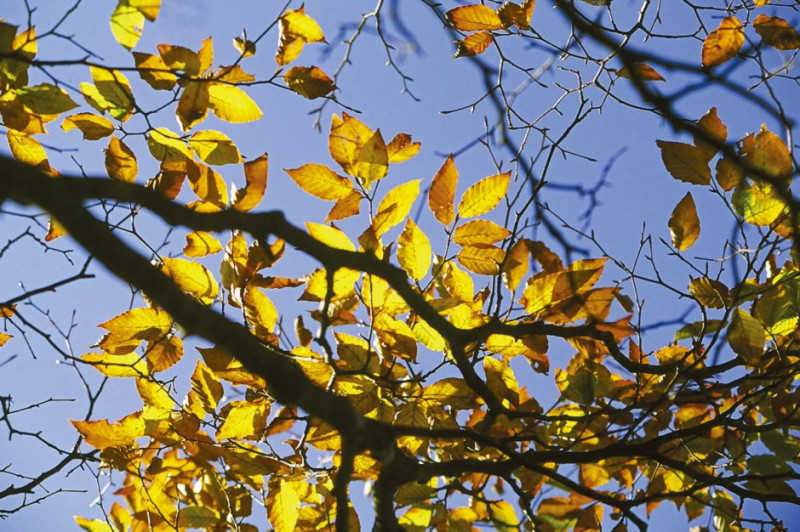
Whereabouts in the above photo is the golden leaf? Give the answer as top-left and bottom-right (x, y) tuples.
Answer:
(457, 244), (506, 275)
(429, 154), (458, 225)
(184, 231), (222, 257)
(693, 107), (727, 161)
(157, 43), (200, 75)
(232, 153), (268, 212)
(727, 308), (765, 365)
(7, 129), (50, 172)
(189, 129), (242, 165)
(668, 192), (700, 251)
(147, 127), (192, 164)
(105, 135), (137, 183)
(656, 140), (711, 185)
(740, 125), (792, 180)
(702, 16), (743, 68)
(458, 171), (510, 218)
(613, 63), (665, 81)
(446, 5), (504, 31)
(62, 113), (114, 140)
(688, 277), (730, 309)
(284, 65), (336, 99)
(15, 83), (78, 115)
(132, 52), (176, 90)
(502, 239), (529, 292)
(176, 81), (209, 131)
(454, 31), (494, 58)
(397, 218), (432, 281)
(207, 83), (263, 123)
(217, 401), (269, 440)
(754, 15), (800, 50)
(70, 412), (144, 449)
(268, 480), (301, 532)
(453, 219), (511, 246)
(386, 133), (421, 163)
(325, 190), (362, 222)
(372, 180), (421, 236)
(354, 129), (388, 186)
(110, 1), (144, 50)
(306, 222), (355, 251)
(329, 113), (373, 174)
(187, 161), (228, 207)
(162, 257), (219, 305)
(285, 163), (354, 200)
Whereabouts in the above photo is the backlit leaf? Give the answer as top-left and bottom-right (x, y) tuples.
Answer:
(446, 5), (504, 31)
(85, 67), (134, 121)
(727, 308), (765, 365)
(740, 125), (792, 180)
(284, 66), (335, 99)
(457, 244), (505, 275)
(498, 0), (535, 30)
(147, 127), (192, 164)
(688, 277), (730, 309)
(177, 506), (221, 528)
(454, 31), (494, 58)
(715, 156), (744, 191)
(105, 135), (137, 183)
(668, 192), (700, 251)
(429, 155), (458, 225)
(176, 81), (209, 131)
(132, 52), (176, 90)
(386, 133), (420, 163)
(458, 171), (510, 218)
(613, 63), (665, 81)
(354, 129), (388, 186)
(397, 218), (431, 281)
(702, 16), (743, 68)
(75, 517), (115, 532)
(187, 161), (228, 207)
(7, 130), (50, 171)
(306, 222), (355, 251)
(372, 180), (421, 236)
(162, 257), (219, 305)
(694, 107), (727, 160)
(189, 129), (242, 165)
(208, 84), (263, 123)
(15, 83), (78, 115)
(97, 307), (172, 354)
(110, 1), (145, 50)
(656, 140), (711, 185)
(754, 15), (800, 50)
(329, 113), (373, 174)
(502, 239), (529, 292)
(268, 480), (301, 532)
(325, 190), (361, 222)
(184, 231), (222, 257)
(190, 361), (224, 412)
(157, 44), (200, 76)
(276, 5), (326, 65)
(62, 113), (114, 140)
(70, 412), (144, 449)
(232, 153), (268, 212)
(233, 36), (256, 57)
(732, 181), (787, 226)
(454, 219), (511, 246)
(286, 164), (354, 200)
(81, 352), (147, 377)
(217, 401), (269, 440)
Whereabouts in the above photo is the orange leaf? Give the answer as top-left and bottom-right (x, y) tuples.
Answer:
(176, 81), (209, 131)
(454, 31), (494, 58)
(702, 16), (743, 68)
(656, 140), (711, 185)
(754, 15), (800, 50)
(668, 192), (700, 251)
(232, 153), (268, 212)
(285, 163), (354, 200)
(284, 66), (335, 99)
(613, 63), (665, 81)
(325, 190), (362, 222)
(498, 0), (536, 30)
(446, 5), (504, 31)
(105, 135), (137, 183)
(429, 155), (458, 225)
(693, 107), (727, 160)
(386, 133), (420, 163)
(71, 412), (144, 449)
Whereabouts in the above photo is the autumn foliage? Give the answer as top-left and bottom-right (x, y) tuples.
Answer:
(1, 1), (799, 531)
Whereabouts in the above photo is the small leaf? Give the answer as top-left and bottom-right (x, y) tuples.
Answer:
(453, 219), (511, 246)
(355, 129), (388, 186)
(87, 66), (135, 121)
(668, 192), (700, 251)
(656, 140), (711, 185)
(386, 133), (420, 163)
(176, 81), (209, 131)
(715, 156), (744, 191)
(325, 190), (362, 222)
(372, 180), (421, 236)
(613, 63), (665, 81)
(502, 239), (529, 292)
(184, 231), (222, 257)
(62, 113), (114, 140)
(158, 44), (200, 75)
(105, 135), (137, 183)
(110, 1), (145, 50)
(284, 66), (336, 99)
(162, 257), (219, 305)
(285, 164), (354, 200)
(702, 16), (743, 68)
(397, 218), (431, 281)
(208, 83), (263, 123)
(693, 107), (727, 160)
(458, 171), (510, 218)
(189, 130), (242, 165)
(446, 5), (504, 31)
(233, 36), (256, 57)
(232, 153), (268, 212)
(454, 31), (494, 58)
(132, 52), (176, 90)
(429, 155), (458, 225)
(497, 0), (535, 30)
(147, 127), (192, 164)
(688, 277), (730, 309)
(754, 15), (800, 50)
(727, 308), (765, 365)
(187, 161), (228, 208)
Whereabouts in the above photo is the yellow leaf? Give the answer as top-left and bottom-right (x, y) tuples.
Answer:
(189, 129), (242, 165)
(0, 93), (46, 134)
(372, 179), (421, 236)
(457, 244), (505, 275)
(354, 129), (388, 186)
(458, 171), (510, 218)
(754, 15), (800, 50)
(668, 192), (700, 251)
(81, 352), (148, 377)
(386, 133), (421, 163)
(442, 260), (474, 303)
(284, 65), (336, 99)
(184, 231), (222, 257)
(233, 36), (256, 57)
(130, 0), (160, 21)
(145, 335), (182, 373)
(727, 308), (765, 365)
(110, 1), (145, 50)
(162, 257), (219, 304)
(454, 219), (511, 246)
(502, 239), (529, 292)
(374, 314), (417, 362)
(157, 43), (200, 75)
(176, 80), (209, 131)
(189, 360), (224, 412)
(87, 66), (134, 121)
(446, 5), (504, 31)
(0, 25), (35, 83)
(232, 153), (268, 212)
(281, 5), (326, 43)
(14, 83), (78, 115)
(688, 277), (730, 309)
(741, 125), (793, 180)
(522, 258), (606, 315)
(187, 161), (228, 207)
(176, 507), (221, 529)
(217, 401), (269, 440)
(497, 0), (535, 30)
(75, 517), (115, 532)
(132, 52), (176, 90)
(62, 113), (114, 140)
(268, 480), (301, 532)
(329, 112), (373, 174)
(397, 218), (431, 280)
(429, 155), (458, 225)
(70, 412), (144, 449)
(147, 127), (192, 164)
(489, 501), (520, 532)
(715, 156), (744, 191)
(0, 332), (11, 346)
(197, 36), (214, 74)
(7, 130), (50, 171)
(656, 140), (711, 185)
(484, 356), (520, 406)
(244, 284), (278, 337)
(286, 163), (354, 200)
(732, 181), (787, 226)
(454, 31), (494, 58)
(306, 222), (355, 251)
(96, 307), (172, 354)
(208, 83), (263, 123)
(105, 135), (137, 183)
(324, 190), (362, 222)
(135, 378), (173, 419)
(412, 318), (446, 352)
(702, 16), (743, 68)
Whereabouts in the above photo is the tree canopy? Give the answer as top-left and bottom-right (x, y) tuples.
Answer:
(1, 0), (799, 531)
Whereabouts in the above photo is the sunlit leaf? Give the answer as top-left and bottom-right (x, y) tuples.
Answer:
(688, 277), (730, 309)
(81, 352), (147, 377)
(14, 83), (77, 115)
(693, 107), (727, 160)
(176, 81), (209, 131)
(70, 412), (144, 449)
(325, 190), (361, 222)
(454, 219), (511, 246)
(613, 63), (665, 81)
(656, 140), (711, 185)
(105, 135), (137, 183)
(268, 480), (301, 532)
(7, 129), (50, 171)
(75, 517), (115, 532)
(454, 31), (494, 58)
(354, 129), (388, 186)
(217, 401), (269, 440)
(110, 1), (145, 50)
(84, 67), (135, 121)
(208, 83), (263, 123)
(458, 171), (510, 218)
(162, 257), (219, 305)
(397, 218), (431, 281)
(702, 16), (743, 68)
(498, 0), (535, 30)
(132, 52), (176, 90)
(372, 179), (421, 236)
(276, 5), (326, 65)
(232, 153), (268, 212)
(502, 239), (529, 292)
(233, 36), (256, 57)
(184, 231), (222, 257)
(446, 5), (504, 31)
(668, 192), (700, 251)
(177, 506), (221, 528)
(386, 133), (420, 163)
(306, 222), (355, 251)
(284, 66), (335, 99)
(727, 308), (765, 365)
(457, 244), (505, 275)
(429, 155), (458, 225)
(187, 161), (228, 207)
(147, 127), (192, 164)
(731, 181), (788, 226)
(62, 113), (114, 140)
(286, 164), (354, 200)
(715, 156), (744, 191)
(189, 129), (242, 165)
(740, 125), (793, 180)
(754, 15), (800, 50)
